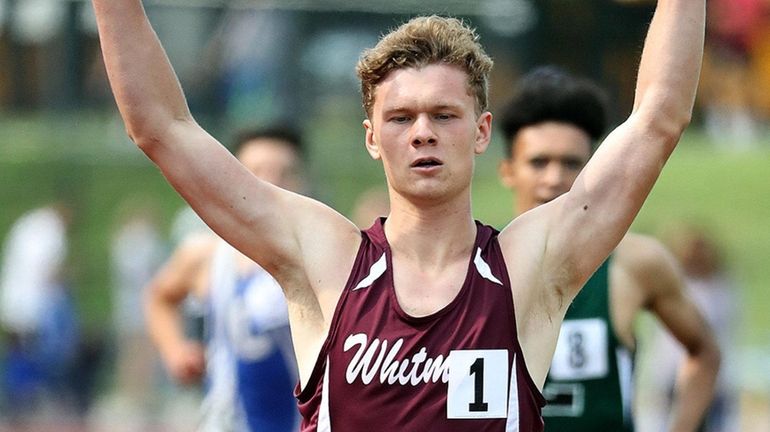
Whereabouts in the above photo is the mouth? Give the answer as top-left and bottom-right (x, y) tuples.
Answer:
(410, 157), (443, 169)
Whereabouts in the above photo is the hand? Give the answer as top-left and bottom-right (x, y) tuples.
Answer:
(163, 340), (206, 385)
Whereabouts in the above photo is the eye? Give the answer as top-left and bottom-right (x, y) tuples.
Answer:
(434, 113), (453, 121)
(529, 157), (548, 169)
(389, 116), (411, 124)
(564, 158), (586, 170)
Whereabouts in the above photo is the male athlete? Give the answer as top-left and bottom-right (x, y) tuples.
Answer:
(91, 1), (706, 430)
(498, 66), (720, 432)
(145, 126), (303, 431)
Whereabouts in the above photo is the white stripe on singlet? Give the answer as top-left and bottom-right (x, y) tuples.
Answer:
(474, 248), (503, 286)
(505, 353), (520, 432)
(318, 358), (332, 432)
(616, 347), (634, 426)
(353, 253), (387, 290)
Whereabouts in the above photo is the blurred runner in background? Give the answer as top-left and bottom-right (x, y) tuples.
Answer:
(145, 126), (304, 431)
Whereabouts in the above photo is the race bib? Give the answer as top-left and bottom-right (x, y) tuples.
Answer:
(447, 349), (508, 419)
(549, 318), (608, 380)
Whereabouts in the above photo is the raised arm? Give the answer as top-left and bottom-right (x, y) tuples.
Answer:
(540, 0), (706, 295)
(91, 1), (360, 299)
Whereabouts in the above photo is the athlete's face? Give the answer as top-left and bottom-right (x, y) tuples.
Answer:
(499, 122), (592, 215)
(237, 138), (303, 192)
(363, 64), (492, 204)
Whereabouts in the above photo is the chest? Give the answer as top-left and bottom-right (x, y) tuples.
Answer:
(390, 255), (470, 317)
(327, 274), (520, 430)
(331, 248), (516, 365)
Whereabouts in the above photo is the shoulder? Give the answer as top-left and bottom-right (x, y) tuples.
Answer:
(171, 233), (219, 270)
(614, 232), (675, 272)
(613, 232), (684, 303)
(12, 207), (61, 234)
(498, 206), (551, 257)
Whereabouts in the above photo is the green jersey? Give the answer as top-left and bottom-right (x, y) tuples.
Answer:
(542, 259), (634, 431)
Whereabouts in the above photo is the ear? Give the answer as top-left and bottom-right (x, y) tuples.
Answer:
(498, 158), (517, 189)
(473, 111), (493, 154)
(363, 119), (381, 160)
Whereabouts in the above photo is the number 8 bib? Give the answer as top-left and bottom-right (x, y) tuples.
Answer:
(549, 318), (608, 380)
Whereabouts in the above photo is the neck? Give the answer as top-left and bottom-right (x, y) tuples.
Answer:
(384, 190), (476, 267)
(514, 200), (532, 218)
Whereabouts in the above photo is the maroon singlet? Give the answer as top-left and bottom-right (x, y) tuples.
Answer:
(296, 219), (545, 431)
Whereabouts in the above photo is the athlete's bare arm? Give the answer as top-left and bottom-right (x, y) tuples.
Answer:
(504, 0), (704, 304)
(549, 0), (705, 296)
(500, 0), (706, 385)
(92, 1), (360, 327)
(145, 233), (215, 385)
(616, 234), (720, 432)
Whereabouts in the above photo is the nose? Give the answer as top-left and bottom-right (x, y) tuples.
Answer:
(542, 163), (569, 189)
(411, 114), (437, 147)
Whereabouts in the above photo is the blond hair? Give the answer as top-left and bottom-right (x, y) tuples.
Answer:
(356, 16), (494, 117)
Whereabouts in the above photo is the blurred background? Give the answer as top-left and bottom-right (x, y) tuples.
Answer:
(0, 0), (768, 430)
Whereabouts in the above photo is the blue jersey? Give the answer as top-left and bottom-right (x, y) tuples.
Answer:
(204, 241), (298, 431)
